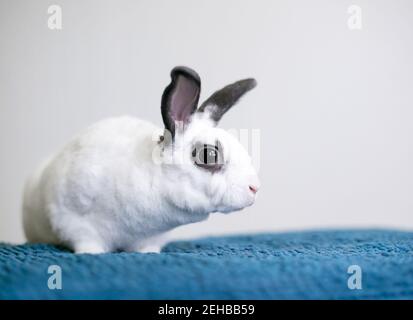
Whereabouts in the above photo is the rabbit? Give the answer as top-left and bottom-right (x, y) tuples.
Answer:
(22, 66), (260, 254)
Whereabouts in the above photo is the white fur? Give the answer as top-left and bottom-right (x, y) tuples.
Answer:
(23, 114), (259, 254)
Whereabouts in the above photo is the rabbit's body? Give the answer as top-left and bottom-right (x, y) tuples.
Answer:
(23, 67), (260, 253)
(23, 116), (209, 253)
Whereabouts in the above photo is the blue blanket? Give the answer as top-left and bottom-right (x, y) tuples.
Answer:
(0, 229), (412, 299)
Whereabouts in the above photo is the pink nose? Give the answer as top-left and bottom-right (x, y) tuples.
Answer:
(249, 185), (259, 194)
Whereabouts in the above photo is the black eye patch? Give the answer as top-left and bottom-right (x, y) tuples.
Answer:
(191, 141), (224, 173)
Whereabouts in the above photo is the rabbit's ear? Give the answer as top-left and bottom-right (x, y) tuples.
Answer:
(161, 66), (201, 140)
(198, 78), (257, 123)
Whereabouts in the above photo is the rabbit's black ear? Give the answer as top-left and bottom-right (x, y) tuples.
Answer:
(161, 66), (201, 140)
(198, 78), (257, 123)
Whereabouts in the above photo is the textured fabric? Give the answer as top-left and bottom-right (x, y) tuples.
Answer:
(0, 229), (412, 300)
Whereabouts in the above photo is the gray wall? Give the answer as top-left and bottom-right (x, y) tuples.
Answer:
(1, 0), (413, 243)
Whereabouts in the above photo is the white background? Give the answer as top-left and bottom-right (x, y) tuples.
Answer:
(1, 0), (412, 243)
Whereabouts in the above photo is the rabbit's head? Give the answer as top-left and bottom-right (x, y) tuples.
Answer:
(157, 67), (259, 215)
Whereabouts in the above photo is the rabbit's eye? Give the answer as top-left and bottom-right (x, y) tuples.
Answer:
(192, 142), (224, 172)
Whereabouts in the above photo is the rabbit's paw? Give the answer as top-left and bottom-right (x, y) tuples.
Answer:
(137, 244), (162, 254)
(74, 241), (106, 254)
(126, 242), (162, 254)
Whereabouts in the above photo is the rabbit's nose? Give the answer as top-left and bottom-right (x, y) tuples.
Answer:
(249, 185), (259, 194)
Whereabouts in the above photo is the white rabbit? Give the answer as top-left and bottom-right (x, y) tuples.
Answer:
(22, 67), (260, 254)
